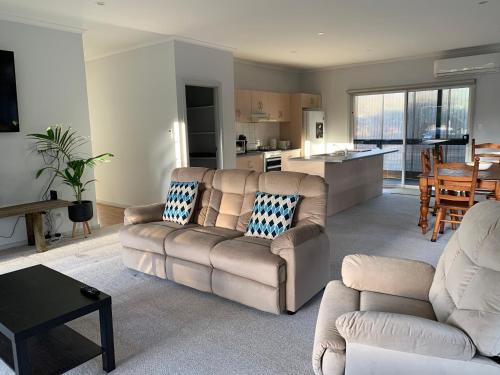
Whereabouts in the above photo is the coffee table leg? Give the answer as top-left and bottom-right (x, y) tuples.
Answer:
(12, 339), (29, 375)
(99, 301), (115, 372)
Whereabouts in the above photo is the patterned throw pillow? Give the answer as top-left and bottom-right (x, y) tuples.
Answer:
(163, 181), (199, 225)
(245, 192), (300, 239)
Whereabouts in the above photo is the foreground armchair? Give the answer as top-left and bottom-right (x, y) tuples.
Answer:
(313, 200), (500, 375)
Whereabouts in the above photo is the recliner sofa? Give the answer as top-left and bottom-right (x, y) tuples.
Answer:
(120, 167), (330, 314)
(313, 200), (500, 375)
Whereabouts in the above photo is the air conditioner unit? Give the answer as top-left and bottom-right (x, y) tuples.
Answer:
(434, 53), (500, 78)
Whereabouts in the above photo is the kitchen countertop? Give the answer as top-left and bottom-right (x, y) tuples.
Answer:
(289, 148), (397, 163)
(237, 148), (300, 157)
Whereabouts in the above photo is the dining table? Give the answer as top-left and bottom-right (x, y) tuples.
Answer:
(418, 162), (500, 234)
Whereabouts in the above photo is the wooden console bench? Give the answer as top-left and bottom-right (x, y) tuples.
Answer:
(0, 200), (71, 252)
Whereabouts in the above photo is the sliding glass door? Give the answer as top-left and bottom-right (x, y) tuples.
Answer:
(353, 92), (405, 185)
(405, 87), (470, 184)
(352, 85), (472, 187)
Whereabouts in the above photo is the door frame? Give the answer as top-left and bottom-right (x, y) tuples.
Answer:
(178, 79), (223, 169)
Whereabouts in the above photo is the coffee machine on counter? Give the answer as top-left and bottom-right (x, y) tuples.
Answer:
(236, 134), (247, 154)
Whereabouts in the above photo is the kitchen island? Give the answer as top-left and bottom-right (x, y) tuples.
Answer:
(284, 148), (397, 215)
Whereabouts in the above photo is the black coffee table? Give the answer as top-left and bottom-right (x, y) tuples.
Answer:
(0, 265), (115, 374)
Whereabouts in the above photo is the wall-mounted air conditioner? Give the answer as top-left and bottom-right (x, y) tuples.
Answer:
(434, 53), (500, 78)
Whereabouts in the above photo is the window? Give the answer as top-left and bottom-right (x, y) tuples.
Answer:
(351, 84), (473, 186)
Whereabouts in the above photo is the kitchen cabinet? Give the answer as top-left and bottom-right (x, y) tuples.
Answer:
(235, 89), (252, 122)
(251, 91), (268, 114)
(236, 153), (264, 172)
(267, 92), (290, 122)
(236, 90), (291, 123)
(301, 93), (321, 109)
(280, 93), (322, 155)
(268, 92), (290, 122)
(281, 149), (301, 171)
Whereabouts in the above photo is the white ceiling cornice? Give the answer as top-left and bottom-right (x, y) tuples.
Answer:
(304, 43), (500, 74)
(0, 11), (85, 34)
(234, 58), (302, 74)
(85, 35), (236, 62)
(84, 37), (175, 62)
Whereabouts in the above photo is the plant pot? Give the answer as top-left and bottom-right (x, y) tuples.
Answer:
(68, 200), (93, 222)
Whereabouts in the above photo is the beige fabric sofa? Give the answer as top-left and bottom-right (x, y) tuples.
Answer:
(120, 167), (330, 314)
(313, 200), (500, 375)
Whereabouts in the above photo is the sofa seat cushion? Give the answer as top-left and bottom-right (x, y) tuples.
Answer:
(120, 221), (197, 254)
(360, 291), (436, 321)
(210, 236), (285, 287)
(164, 226), (243, 266)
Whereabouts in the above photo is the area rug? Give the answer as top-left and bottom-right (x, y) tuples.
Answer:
(0, 192), (448, 374)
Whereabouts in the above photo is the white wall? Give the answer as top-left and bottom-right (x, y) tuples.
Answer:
(87, 41), (178, 207)
(234, 59), (302, 92)
(301, 56), (500, 144)
(87, 40), (237, 206)
(174, 41), (236, 168)
(0, 20), (96, 249)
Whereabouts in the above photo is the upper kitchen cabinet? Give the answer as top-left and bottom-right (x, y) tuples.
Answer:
(267, 92), (290, 122)
(278, 93), (291, 122)
(251, 90), (268, 114)
(235, 89), (290, 123)
(235, 89), (252, 122)
(301, 93), (321, 109)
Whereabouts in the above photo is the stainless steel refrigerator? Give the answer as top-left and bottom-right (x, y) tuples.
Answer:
(303, 109), (326, 156)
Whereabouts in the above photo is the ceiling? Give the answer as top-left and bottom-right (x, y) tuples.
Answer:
(1, 0), (500, 69)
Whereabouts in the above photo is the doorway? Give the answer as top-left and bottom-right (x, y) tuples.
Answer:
(185, 85), (219, 169)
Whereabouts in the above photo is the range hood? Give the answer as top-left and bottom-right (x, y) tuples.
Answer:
(250, 112), (279, 123)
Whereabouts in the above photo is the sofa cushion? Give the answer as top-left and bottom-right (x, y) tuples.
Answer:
(210, 236), (285, 287)
(258, 171), (327, 228)
(245, 192), (299, 240)
(120, 221), (196, 254)
(429, 201), (500, 357)
(205, 169), (259, 230)
(164, 226), (242, 266)
(171, 167), (214, 226)
(163, 181), (199, 225)
(360, 291), (436, 321)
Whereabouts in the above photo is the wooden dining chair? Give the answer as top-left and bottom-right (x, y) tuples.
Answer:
(472, 139), (500, 163)
(471, 139), (500, 200)
(431, 157), (479, 242)
(418, 149), (438, 226)
(432, 145), (444, 164)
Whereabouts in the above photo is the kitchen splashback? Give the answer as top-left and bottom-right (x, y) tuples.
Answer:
(236, 122), (280, 147)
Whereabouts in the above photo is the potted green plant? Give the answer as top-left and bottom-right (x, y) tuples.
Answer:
(28, 125), (113, 223)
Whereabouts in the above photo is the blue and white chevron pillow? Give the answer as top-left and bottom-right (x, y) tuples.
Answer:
(163, 181), (199, 225)
(245, 192), (300, 239)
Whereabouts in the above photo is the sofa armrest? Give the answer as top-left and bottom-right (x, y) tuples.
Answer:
(124, 203), (164, 225)
(342, 254), (435, 301)
(270, 220), (330, 312)
(270, 220), (322, 255)
(313, 280), (360, 375)
(336, 311), (476, 361)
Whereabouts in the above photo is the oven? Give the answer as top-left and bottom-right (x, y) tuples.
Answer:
(264, 151), (282, 172)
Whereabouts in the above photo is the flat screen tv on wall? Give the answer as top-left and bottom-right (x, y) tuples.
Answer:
(0, 50), (19, 132)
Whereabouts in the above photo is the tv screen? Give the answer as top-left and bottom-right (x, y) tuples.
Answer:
(0, 50), (19, 132)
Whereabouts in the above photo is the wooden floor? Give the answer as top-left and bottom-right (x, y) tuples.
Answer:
(96, 203), (125, 227)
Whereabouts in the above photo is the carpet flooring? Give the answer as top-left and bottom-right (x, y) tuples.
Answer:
(0, 192), (449, 375)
